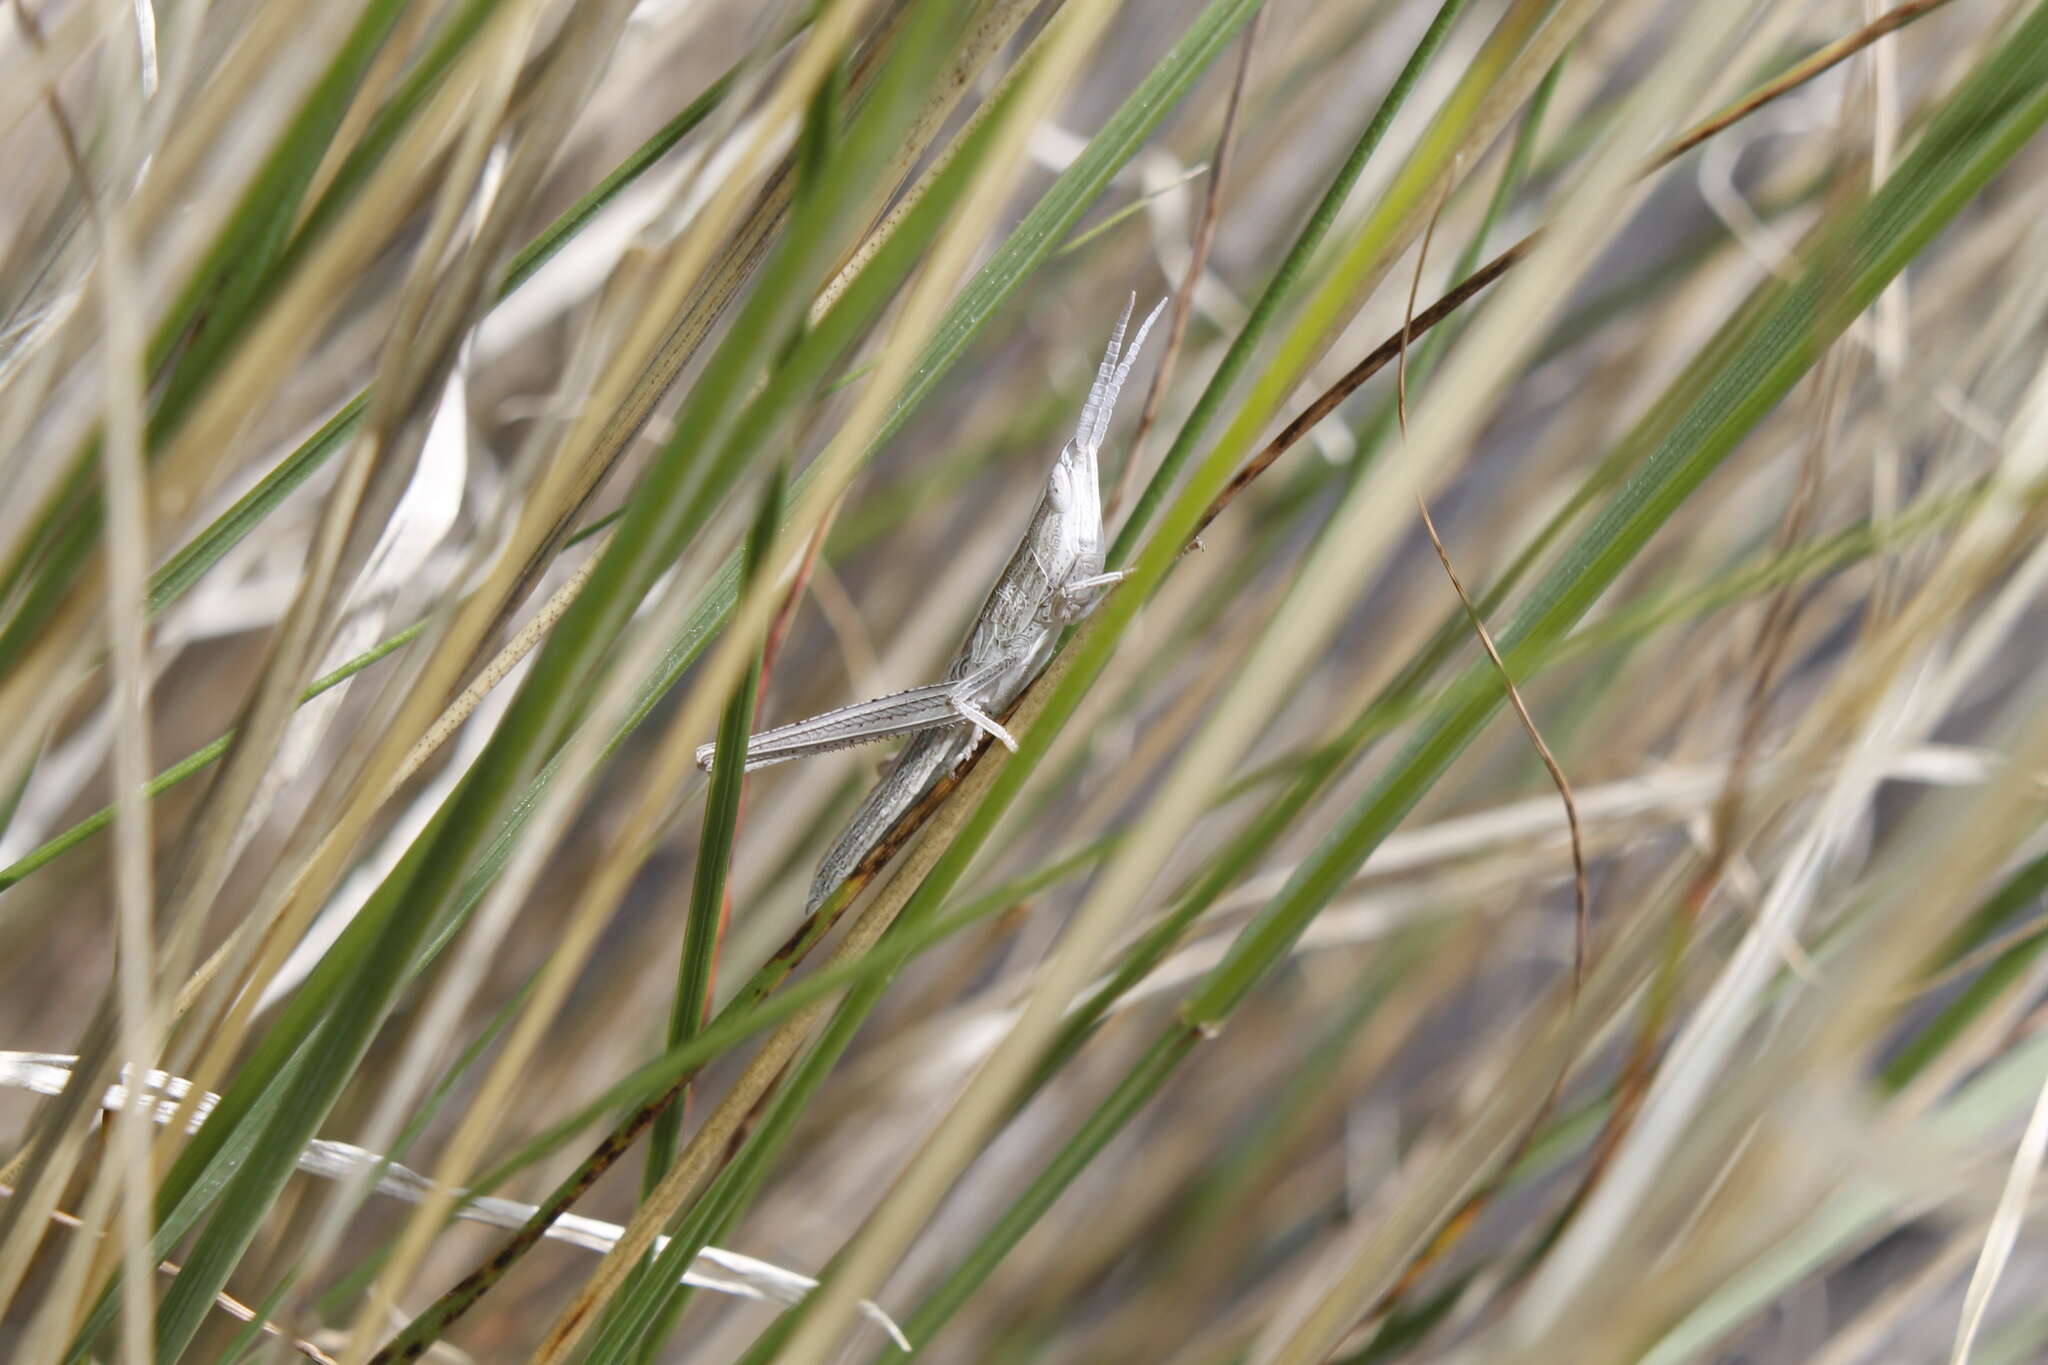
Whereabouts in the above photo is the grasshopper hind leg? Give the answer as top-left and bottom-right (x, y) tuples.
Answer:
(697, 678), (971, 772)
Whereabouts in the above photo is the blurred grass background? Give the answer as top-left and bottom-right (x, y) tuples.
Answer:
(6, 0), (2048, 1360)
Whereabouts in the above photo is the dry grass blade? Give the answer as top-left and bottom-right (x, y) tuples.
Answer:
(1647, 0), (1960, 175)
(0, 1183), (338, 1364)
(1341, 493), (1590, 1339)
(1414, 497), (1588, 984)
(5, 5), (161, 1353)
(1951, 1068), (2048, 1363)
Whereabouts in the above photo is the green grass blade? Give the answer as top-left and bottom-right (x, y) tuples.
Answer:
(0, 620), (421, 894)
(862, 0), (1268, 458)
(643, 468), (780, 1193)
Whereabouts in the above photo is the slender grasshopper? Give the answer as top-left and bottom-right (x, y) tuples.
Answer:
(697, 295), (1166, 913)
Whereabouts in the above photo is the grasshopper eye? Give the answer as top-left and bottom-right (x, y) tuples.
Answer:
(1046, 461), (1076, 510)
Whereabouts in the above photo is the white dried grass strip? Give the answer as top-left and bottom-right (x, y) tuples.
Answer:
(1951, 1067), (2048, 1364)
(0, 1051), (907, 1348)
(1217, 744), (1997, 914)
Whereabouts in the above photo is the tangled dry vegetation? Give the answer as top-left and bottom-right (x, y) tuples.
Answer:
(6, 0), (2048, 1360)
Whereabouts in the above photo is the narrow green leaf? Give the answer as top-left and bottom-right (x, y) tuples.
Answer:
(863, 0), (1269, 458)
(644, 468), (781, 1192)
(1880, 842), (2048, 1090)
(279, 0), (517, 267)
(0, 619), (421, 894)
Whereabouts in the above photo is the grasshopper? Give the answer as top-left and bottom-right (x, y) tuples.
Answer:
(697, 295), (1166, 914)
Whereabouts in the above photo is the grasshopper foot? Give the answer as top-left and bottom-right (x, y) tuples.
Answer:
(1041, 570), (1129, 624)
(951, 696), (1019, 752)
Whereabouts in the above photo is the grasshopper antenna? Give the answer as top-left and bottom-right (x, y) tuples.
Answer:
(1084, 294), (1168, 455)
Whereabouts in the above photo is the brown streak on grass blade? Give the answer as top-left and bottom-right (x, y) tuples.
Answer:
(1648, 0), (1960, 175)
(1196, 0), (1959, 545)
(0, 1184), (338, 1364)
(1350, 498), (1593, 1344)
(1112, 6), (1264, 518)
(1415, 497), (1589, 987)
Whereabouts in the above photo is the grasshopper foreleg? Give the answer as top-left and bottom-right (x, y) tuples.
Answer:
(1039, 569), (1129, 625)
